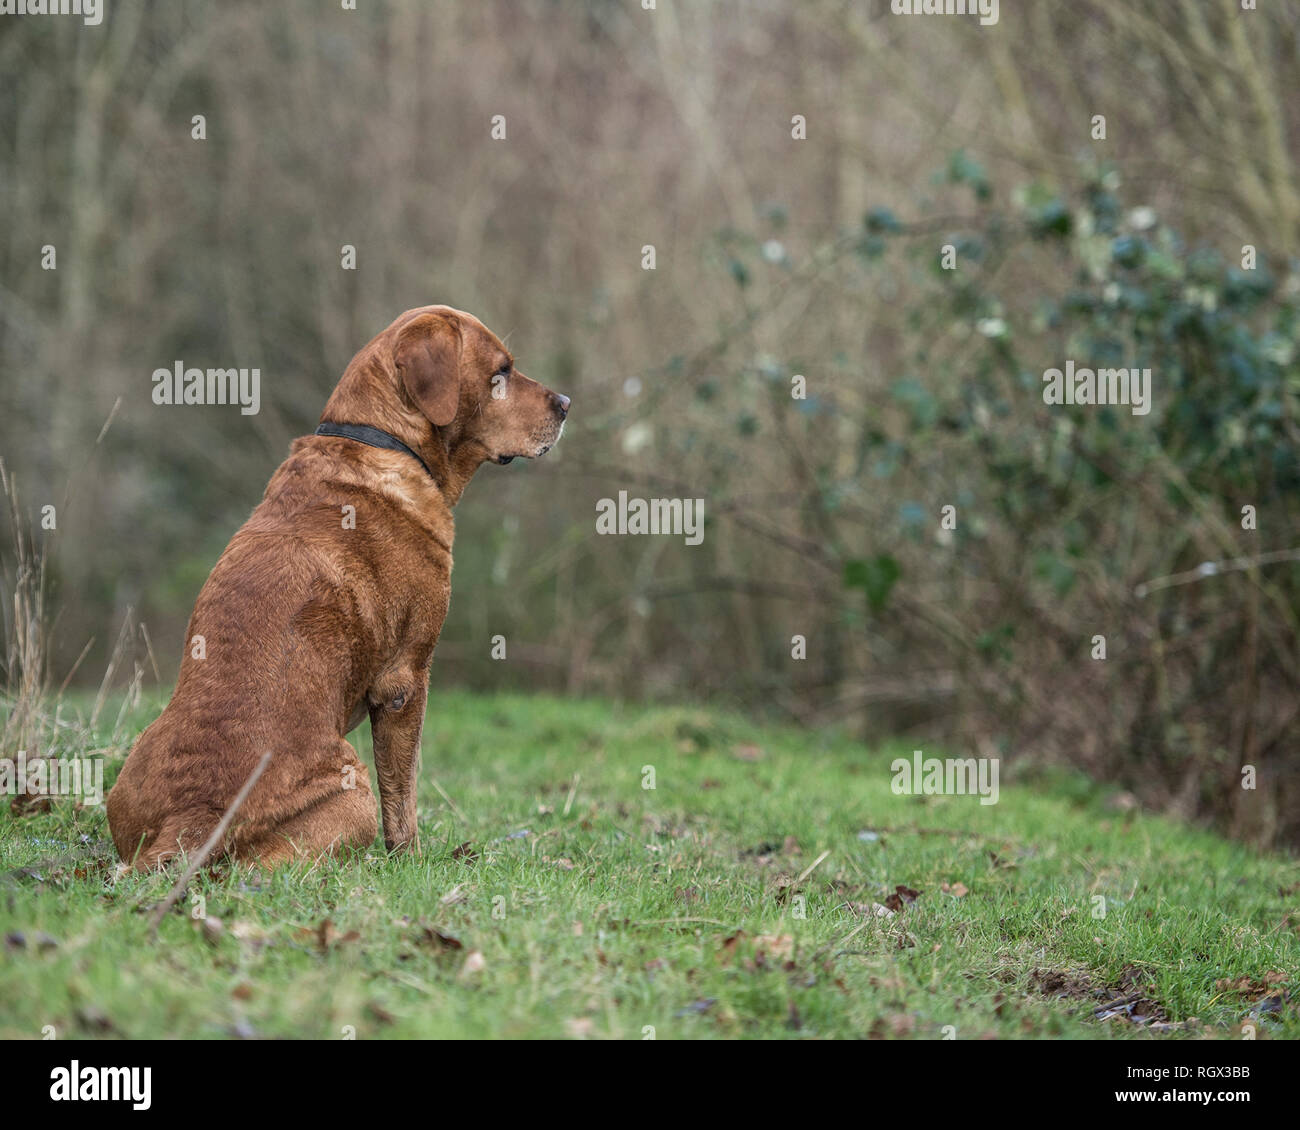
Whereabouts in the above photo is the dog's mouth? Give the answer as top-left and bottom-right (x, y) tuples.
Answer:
(496, 420), (565, 465)
(495, 447), (545, 465)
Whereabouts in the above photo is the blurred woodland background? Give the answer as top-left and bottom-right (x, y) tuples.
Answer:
(0, 0), (1297, 846)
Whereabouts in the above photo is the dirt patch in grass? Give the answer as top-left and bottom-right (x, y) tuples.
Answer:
(1029, 964), (1175, 1029)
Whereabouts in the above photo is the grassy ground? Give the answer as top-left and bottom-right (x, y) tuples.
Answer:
(1, 690), (1296, 1040)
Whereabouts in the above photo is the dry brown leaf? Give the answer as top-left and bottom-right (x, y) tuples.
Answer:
(884, 884), (921, 912)
(419, 923), (464, 951)
(717, 930), (746, 965)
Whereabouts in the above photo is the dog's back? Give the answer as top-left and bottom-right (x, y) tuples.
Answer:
(108, 501), (347, 865)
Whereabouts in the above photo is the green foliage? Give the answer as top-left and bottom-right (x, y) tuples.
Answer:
(843, 554), (901, 613)
(944, 150), (992, 202)
(828, 160), (1298, 843)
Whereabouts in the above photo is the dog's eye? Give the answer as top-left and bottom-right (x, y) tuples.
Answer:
(494, 364), (512, 379)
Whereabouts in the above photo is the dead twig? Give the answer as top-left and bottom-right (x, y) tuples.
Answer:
(1134, 548), (1300, 598)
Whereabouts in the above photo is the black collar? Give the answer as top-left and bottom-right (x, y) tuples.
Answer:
(315, 422), (438, 484)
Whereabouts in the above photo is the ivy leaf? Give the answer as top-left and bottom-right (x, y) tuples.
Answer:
(1033, 551), (1077, 597)
(1029, 199), (1071, 239)
(1111, 235), (1147, 269)
(843, 554), (901, 612)
(865, 207), (903, 234)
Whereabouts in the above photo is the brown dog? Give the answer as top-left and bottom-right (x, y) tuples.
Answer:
(107, 305), (569, 868)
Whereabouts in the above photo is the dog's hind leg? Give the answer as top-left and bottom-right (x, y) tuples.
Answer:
(238, 786), (378, 866)
(235, 742), (379, 866)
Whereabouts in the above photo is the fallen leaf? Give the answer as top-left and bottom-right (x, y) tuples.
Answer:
(884, 884), (921, 912)
(419, 924), (464, 951)
(1215, 972), (1289, 999)
(309, 918), (361, 950)
(718, 931), (746, 964)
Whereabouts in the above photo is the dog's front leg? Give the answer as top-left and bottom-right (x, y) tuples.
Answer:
(369, 677), (428, 853)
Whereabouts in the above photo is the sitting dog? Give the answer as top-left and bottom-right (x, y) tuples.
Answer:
(107, 305), (569, 868)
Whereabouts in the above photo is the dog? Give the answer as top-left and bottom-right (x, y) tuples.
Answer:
(106, 305), (569, 868)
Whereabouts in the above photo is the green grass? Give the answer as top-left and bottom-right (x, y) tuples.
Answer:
(1, 690), (1296, 1039)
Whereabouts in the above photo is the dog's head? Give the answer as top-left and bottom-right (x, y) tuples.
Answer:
(323, 305), (569, 486)
(392, 306), (568, 465)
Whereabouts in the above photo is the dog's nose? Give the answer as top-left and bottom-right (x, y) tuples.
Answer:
(553, 393), (570, 419)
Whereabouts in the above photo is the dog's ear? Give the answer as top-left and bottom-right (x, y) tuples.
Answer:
(393, 314), (462, 427)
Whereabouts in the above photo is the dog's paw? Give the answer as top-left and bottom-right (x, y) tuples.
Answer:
(384, 834), (420, 856)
